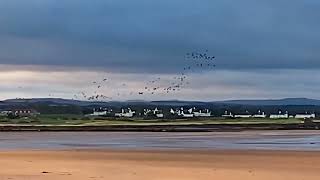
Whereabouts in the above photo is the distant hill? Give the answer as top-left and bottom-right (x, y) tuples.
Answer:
(217, 98), (320, 106)
(2, 98), (93, 106)
(2, 98), (320, 107)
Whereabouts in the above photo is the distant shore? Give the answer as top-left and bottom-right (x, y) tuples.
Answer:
(0, 123), (318, 131)
(0, 149), (319, 180)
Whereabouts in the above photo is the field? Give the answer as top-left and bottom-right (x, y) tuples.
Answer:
(0, 114), (303, 126)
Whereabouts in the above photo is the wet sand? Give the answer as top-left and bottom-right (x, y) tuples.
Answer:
(0, 149), (319, 180)
(1, 131), (320, 150)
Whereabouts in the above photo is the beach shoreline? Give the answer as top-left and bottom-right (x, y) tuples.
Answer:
(0, 149), (319, 180)
(0, 123), (318, 132)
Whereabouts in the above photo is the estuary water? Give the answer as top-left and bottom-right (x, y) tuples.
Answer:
(0, 131), (320, 151)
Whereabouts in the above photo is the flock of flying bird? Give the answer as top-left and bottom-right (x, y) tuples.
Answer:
(138, 50), (216, 96)
(48, 50), (216, 101)
(73, 78), (112, 101)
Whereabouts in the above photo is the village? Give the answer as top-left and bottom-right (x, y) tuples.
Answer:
(89, 107), (317, 119)
(0, 107), (316, 122)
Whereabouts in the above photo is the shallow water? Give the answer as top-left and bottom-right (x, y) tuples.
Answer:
(0, 131), (320, 150)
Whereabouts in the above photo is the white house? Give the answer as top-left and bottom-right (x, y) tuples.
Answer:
(253, 114), (267, 118)
(90, 107), (112, 116)
(115, 108), (136, 118)
(234, 110), (252, 118)
(181, 108), (194, 118)
(92, 111), (108, 116)
(143, 109), (152, 116)
(253, 110), (267, 118)
(180, 112), (194, 118)
(234, 114), (252, 118)
(222, 111), (233, 118)
(153, 108), (164, 118)
(144, 108), (164, 118)
(156, 113), (164, 118)
(193, 108), (211, 117)
(173, 107), (194, 118)
(13, 109), (40, 117)
(295, 113), (316, 119)
(270, 111), (289, 119)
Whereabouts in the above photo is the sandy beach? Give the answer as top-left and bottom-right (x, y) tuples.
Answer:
(0, 149), (318, 180)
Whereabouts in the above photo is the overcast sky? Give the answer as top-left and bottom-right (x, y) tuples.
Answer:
(0, 0), (319, 101)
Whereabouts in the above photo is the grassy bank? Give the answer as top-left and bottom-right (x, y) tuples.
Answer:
(0, 114), (303, 126)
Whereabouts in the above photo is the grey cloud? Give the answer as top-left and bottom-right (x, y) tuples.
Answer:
(0, 0), (320, 73)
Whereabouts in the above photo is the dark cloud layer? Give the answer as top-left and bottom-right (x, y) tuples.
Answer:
(0, 0), (320, 73)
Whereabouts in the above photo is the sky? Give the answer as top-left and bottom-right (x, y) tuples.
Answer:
(0, 0), (320, 101)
